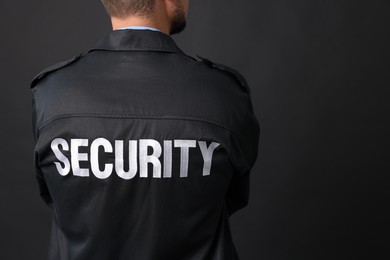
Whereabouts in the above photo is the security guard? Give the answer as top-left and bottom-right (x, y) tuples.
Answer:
(30, 0), (260, 259)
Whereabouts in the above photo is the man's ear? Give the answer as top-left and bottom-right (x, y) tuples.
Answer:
(163, 0), (176, 18)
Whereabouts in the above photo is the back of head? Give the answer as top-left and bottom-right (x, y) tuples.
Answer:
(100, 0), (156, 19)
(100, 0), (188, 35)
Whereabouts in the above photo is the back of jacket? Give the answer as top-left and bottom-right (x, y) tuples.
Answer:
(30, 29), (260, 260)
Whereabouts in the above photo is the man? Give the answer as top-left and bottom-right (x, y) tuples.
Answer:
(30, 0), (260, 259)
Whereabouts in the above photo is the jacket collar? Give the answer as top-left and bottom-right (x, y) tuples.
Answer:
(87, 29), (184, 54)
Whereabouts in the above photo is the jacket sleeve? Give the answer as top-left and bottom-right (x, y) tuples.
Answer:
(32, 95), (53, 209)
(225, 96), (260, 217)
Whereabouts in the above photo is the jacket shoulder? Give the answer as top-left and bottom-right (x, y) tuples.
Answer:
(196, 55), (251, 94)
(30, 52), (85, 89)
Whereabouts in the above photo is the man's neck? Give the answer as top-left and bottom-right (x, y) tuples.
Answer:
(111, 5), (170, 35)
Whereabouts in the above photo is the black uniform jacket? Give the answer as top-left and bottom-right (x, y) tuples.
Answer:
(30, 29), (260, 260)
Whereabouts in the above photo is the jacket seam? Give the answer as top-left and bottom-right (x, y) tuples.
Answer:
(87, 48), (179, 54)
(37, 113), (240, 136)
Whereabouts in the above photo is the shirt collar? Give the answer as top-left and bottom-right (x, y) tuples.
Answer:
(87, 29), (184, 54)
(115, 25), (160, 32)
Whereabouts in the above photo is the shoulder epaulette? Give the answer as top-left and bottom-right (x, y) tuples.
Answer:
(30, 52), (85, 89)
(196, 55), (251, 94)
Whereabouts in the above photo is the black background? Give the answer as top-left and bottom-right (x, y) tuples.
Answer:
(0, 0), (389, 259)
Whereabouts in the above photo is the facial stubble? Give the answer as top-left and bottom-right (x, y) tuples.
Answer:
(169, 0), (187, 35)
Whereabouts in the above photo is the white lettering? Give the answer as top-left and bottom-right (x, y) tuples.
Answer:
(71, 139), (89, 177)
(50, 138), (220, 179)
(139, 139), (162, 178)
(198, 141), (220, 176)
(90, 138), (113, 179)
(51, 138), (70, 176)
(163, 140), (172, 178)
(174, 140), (196, 177)
(115, 140), (138, 180)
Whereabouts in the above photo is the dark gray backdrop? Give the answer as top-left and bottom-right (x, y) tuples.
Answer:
(0, 0), (389, 259)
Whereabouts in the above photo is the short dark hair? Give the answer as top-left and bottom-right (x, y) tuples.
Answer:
(101, 0), (156, 19)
